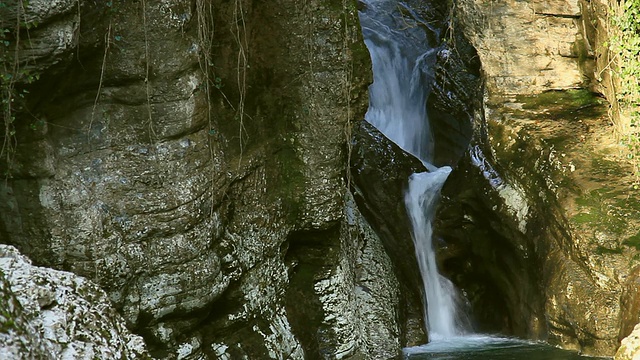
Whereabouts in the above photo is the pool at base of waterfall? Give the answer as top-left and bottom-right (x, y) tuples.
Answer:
(404, 335), (610, 360)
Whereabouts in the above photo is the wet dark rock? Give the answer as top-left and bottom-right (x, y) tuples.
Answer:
(351, 120), (427, 346)
(429, 25), (481, 168)
(437, 150), (548, 338)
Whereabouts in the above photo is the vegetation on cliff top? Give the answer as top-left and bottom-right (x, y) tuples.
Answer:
(609, 0), (640, 187)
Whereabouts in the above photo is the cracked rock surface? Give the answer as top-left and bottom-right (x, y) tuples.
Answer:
(0, 245), (150, 360)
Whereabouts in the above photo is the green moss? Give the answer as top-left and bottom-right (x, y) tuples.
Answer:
(517, 89), (599, 109)
(590, 156), (629, 179)
(571, 181), (640, 255)
(595, 245), (623, 255)
(542, 135), (573, 149)
(326, 0), (354, 12)
(488, 121), (531, 171)
(572, 212), (597, 224)
(341, 0), (371, 73)
(571, 189), (628, 235)
(351, 38), (372, 70)
(623, 230), (640, 250)
(271, 142), (306, 221)
(513, 90), (605, 120)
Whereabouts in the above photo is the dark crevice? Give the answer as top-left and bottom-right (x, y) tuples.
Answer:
(535, 12), (581, 19)
(283, 225), (341, 359)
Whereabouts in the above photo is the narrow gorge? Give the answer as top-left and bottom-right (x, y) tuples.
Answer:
(1, 0), (639, 359)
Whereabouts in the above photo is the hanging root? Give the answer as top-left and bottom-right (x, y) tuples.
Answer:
(232, 0), (248, 161)
(141, 0), (156, 142)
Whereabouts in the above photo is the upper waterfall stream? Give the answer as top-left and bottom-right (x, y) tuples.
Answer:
(358, 0), (467, 340)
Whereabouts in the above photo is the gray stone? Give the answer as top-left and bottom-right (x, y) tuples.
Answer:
(0, 245), (150, 359)
(1, 0), (410, 358)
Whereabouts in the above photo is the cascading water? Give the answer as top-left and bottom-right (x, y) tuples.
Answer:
(358, 0), (467, 340)
(358, 2), (619, 359)
(405, 169), (465, 339)
(359, 0), (436, 163)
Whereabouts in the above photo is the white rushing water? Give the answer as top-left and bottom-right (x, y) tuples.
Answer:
(359, 0), (467, 340)
(405, 168), (463, 339)
(360, 0), (436, 163)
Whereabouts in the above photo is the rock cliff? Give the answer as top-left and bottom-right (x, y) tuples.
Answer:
(0, 0), (422, 358)
(447, 0), (640, 356)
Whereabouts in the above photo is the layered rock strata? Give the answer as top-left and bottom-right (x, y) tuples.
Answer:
(0, 0), (425, 358)
(447, 0), (640, 356)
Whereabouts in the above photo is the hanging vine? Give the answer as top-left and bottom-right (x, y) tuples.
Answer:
(1, 0), (39, 177)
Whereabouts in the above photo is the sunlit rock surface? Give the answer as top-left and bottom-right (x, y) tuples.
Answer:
(616, 323), (640, 360)
(455, 0), (587, 95)
(441, 0), (639, 356)
(439, 82), (633, 357)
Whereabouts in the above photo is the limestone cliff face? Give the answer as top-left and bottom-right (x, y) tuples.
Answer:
(455, 0), (589, 95)
(448, 0), (640, 356)
(0, 0), (421, 358)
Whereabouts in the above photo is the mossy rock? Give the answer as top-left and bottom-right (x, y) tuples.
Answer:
(512, 89), (606, 120)
(623, 231), (640, 251)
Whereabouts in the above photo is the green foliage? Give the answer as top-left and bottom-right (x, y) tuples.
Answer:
(515, 89), (605, 122)
(610, 0), (640, 186)
(595, 245), (623, 255)
(214, 76), (223, 90)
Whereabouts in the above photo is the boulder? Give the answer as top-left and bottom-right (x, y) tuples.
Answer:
(616, 323), (640, 360)
(0, 245), (149, 359)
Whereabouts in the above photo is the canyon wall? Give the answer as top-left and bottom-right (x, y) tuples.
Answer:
(448, 0), (640, 355)
(0, 0), (425, 358)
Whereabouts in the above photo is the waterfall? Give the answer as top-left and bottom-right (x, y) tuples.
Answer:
(405, 169), (465, 339)
(359, 0), (467, 340)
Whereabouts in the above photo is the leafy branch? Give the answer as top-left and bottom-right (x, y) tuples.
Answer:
(609, 0), (640, 187)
